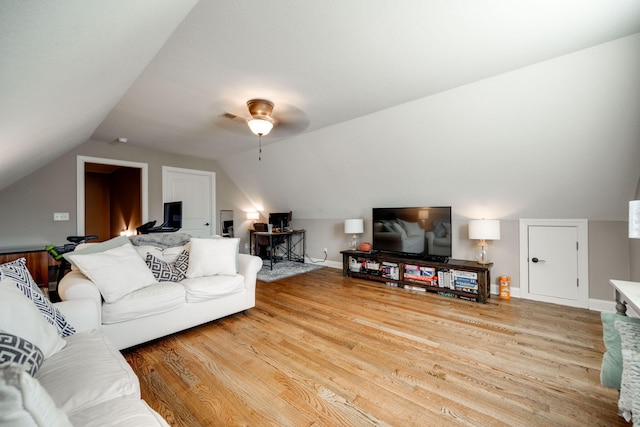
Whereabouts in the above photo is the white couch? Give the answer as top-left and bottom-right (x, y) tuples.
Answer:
(58, 235), (263, 350)
(0, 273), (169, 426)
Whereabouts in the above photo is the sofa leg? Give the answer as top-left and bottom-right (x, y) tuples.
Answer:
(243, 310), (249, 315)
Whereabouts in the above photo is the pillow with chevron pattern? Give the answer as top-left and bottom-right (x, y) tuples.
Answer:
(0, 258), (76, 337)
(145, 250), (189, 282)
(0, 332), (44, 377)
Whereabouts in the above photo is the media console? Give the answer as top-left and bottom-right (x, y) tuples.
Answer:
(341, 250), (492, 303)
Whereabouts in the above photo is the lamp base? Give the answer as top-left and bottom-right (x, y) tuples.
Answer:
(474, 240), (492, 264)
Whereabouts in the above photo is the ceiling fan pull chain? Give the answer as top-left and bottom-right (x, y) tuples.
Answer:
(259, 134), (262, 161)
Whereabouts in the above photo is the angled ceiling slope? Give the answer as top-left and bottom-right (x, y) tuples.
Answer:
(0, 0), (198, 191)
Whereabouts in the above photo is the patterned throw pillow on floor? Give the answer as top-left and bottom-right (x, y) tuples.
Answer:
(0, 258), (76, 337)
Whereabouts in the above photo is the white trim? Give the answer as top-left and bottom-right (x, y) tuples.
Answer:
(162, 166), (216, 235)
(76, 156), (148, 235)
(518, 219), (589, 308)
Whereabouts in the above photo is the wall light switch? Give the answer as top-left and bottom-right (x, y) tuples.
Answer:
(53, 212), (69, 221)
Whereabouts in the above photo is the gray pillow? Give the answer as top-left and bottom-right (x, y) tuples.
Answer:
(433, 221), (446, 238)
(0, 332), (44, 376)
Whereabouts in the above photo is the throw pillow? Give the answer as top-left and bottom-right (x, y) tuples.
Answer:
(0, 286), (66, 359)
(62, 235), (129, 261)
(0, 258), (76, 337)
(433, 221), (446, 238)
(145, 250), (189, 282)
(601, 312), (640, 389)
(615, 320), (640, 423)
(0, 363), (72, 427)
(66, 242), (158, 303)
(186, 238), (239, 278)
(0, 332), (44, 377)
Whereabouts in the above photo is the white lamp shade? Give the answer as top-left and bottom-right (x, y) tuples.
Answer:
(344, 219), (364, 234)
(247, 119), (273, 136)
(246, 212), (259, 220)
(418, 209), (430, 220)
(468, 219), (501, 240)
(630, 200), (640, 239)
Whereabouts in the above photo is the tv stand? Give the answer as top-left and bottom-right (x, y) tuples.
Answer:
(341, 250), (492, 303)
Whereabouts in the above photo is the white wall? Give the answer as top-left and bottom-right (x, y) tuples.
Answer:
(218, 34), (640, 299)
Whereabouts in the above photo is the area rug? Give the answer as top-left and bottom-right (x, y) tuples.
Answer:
(257, 260), (325, 283)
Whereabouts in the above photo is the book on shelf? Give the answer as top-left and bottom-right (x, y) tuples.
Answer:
(381, 262), (399, 280)
(404, 264), (438, 286)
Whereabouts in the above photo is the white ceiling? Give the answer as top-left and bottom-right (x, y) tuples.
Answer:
(1, 1), (640, 192)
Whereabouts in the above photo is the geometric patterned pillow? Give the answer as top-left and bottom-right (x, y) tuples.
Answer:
(0, 258), (76, 337)
(145, 250), (189, 282)
(0, 332), (44, 377)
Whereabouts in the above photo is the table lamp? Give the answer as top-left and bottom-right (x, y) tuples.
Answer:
(468, 219), (501, 264)
(344, 219), (364, 249)
(630, 200), (640, 239)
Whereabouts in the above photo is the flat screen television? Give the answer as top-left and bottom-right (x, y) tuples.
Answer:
(372, 206), (452, 261)
(163, 201), (182, 228)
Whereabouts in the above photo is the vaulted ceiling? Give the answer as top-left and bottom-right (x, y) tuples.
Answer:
(2, 1), (640, 218)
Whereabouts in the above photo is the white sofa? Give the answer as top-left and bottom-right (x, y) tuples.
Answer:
(0, 264), (169, 426)
(58, 235), (263, 350)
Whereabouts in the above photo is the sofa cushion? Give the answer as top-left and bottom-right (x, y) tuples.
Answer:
(0, 332), (44, 377)
(0, 286), (66, 359)
(69, 396), (170, 427)
(0, 363), (72, 427)
(0, 258), (75, 337)
(36, 329), (140, 415)
(181, 274), (245, 303)
(102, 282), (186, 324)
(399, 219), (423, 237)
(187, 237), (239, 278)
(66, 242), (158, 303)
(145, 250), (189, 283)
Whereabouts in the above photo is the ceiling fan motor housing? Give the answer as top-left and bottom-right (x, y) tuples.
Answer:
(247, 99), (274, 120)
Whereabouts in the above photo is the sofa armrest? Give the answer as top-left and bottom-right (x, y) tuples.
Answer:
(58, 270), (102, 305)
(54, 299), (101, 333)
(238, 253), (262, 288)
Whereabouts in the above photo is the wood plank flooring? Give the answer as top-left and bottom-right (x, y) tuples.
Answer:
(124, 268), (625, 426)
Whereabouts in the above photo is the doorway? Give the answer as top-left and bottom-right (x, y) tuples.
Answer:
(518, 219), (589, 308)
(76, 156), (148, 237)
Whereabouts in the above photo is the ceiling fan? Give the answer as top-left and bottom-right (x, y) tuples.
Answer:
(216, 98), (310, 160)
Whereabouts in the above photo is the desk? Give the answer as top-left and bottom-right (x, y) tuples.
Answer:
(249, 229), (306, 270)
(611, 279), (640, 316)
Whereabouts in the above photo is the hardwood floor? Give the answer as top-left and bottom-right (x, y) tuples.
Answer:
(124, 268), (625, 426)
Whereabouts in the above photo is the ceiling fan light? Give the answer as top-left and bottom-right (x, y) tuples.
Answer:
(247, 118), (273, 136)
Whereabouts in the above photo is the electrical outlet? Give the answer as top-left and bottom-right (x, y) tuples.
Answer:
(323, 248), (328, 254)
(53, 212), (69, 221)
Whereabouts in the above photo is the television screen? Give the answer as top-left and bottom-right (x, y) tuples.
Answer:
(163, 201), (182, 228)
(372, 207), (452, 260)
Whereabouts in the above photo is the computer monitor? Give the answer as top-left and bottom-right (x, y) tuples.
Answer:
(163, 201), (182, 228)
(268, 211), (292, 230)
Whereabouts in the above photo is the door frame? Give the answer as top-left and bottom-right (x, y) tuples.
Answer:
(162, 166), (216, 235)
(518, 219), (589, 308)
(76, 156), (149, 235)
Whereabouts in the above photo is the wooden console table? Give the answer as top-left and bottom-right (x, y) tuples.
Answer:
(0, 247), (56, 288)
(611, 279), (640, 316)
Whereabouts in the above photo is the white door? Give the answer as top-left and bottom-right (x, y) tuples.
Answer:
(519, 219), (589, 308)
(162, 167), (215, 237)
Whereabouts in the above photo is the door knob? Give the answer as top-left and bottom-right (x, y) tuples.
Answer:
(531, 257), (546, 263)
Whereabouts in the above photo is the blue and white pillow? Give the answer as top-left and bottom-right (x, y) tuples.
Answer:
(0, 258), (76, 337)
(0, 332), (44, 376)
